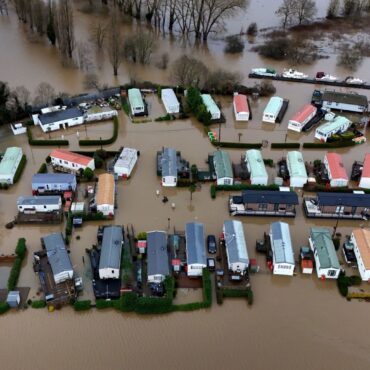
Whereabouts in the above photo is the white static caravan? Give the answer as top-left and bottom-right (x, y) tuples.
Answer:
(288, 104), (317, 132)
(309, 227), (340, 280)
(245, 149), (268, 186)
(0, 147), (23, 185)
(185, 222), (207, 277)
(359, 154), (370, 189)
(161, 88), (180, 114)
(262, 96), (283, 123)
(201, 94), (221, 120)
(161, 147), (177, 187)
(147, 231), (170, 283)
(324, 152), (349, 188)
(223, 220), (249, 276)
(321, 91), (368, 113)
(351, 229), (370, 281)
(50, 149), (95, 173)
(84, 107), (118, 122)
(213, 150), (234, 186)
(114, 148), (138, 178)
(233, 93), (250, 121)
(315, 116), (351, 142)
(286, 151), (308, 188)
(96, 174), (115, 216)
(17, 196), (61, 213)
(128, 88), (145, 116)
(269, 222), (295, 276)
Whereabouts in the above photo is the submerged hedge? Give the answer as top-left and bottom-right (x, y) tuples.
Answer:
(79, 116), (119, 146)
(271, 143), (300, 149)
(13, 155), (27, 184)
(27, 127), (69, 146)
(74, 300), (92, 311)
(212, 141), (262, 149)
(31, 300), (47, 309)
(303, 141), (356, 149)
(0, 302), (10, 315)
(7, 238), (27, 291)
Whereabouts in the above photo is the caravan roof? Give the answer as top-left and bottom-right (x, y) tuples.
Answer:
(213, 150), (233, 179)
(270, 222), (294, 265)
(99, 226), (123, 271)
(224, 220), (249, 265)
(185, 222), (206, 266)
(147, 231), (170, 277)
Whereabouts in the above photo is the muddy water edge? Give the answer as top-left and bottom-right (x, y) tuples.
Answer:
(1, 1), (370, 370)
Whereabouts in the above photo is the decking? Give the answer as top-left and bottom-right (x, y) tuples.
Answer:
(16, 211), (63, 224)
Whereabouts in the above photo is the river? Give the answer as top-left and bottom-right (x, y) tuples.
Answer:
(0, 1), (370, 369)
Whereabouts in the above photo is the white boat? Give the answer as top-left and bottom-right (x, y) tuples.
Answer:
(282, 68), (309, 79)
(251, 68), (277, 77)
(345, 76), (365, 85)
(315, 72), (338, 82)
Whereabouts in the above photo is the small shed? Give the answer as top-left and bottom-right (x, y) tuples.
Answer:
(233, 93), (249, 121)
(223, 220), (249, 275)
(128, 88), (145, 115)
(201, 94), (221, 120)
(96, 173), (115, 216)
(161, 147), (177, 187)
(0, 147), (23, 184)
(32, 173), (77, 194)
(185, 222), (207, 277)
(324, 152), (349, 187)
(161, 88), (180, 114)
(286, 151), (308, 188)
(147, 231), (170, 283)
(269, 222), (295, 276)
(315, 116), (351, 142)
(263, 96), (283, 123)
(359, 154), (370, 189)
(245, 149), (268, 185)
(114, 147), (138, 178)
(6, 291), (20, 308)
(213, 150), (233, 185)
(71, 202), (85, 214)
(288, 104), (317, 132)
(351, 228), (370, 281)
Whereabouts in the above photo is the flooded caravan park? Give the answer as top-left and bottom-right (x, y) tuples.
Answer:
(1, 1), (370, 369)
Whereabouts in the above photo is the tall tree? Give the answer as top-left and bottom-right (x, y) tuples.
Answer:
(171, 55), (208, 88)
(106, 7), (122, 76)
(275, 0), (296, 28)
(33, 82), (56, 106)
(294, 0), (317, 24)
(47, 1), (56, 45)
(327, 0), (340, 18)
(55, 0), (75, 59)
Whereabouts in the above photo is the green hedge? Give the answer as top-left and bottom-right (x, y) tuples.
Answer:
(27, 127), (69, 146)
(303, 141), (356, 149)
(271, 143), (300, 149)
(337, 271), (362, 298)
(222, 288), (253, 305)
(216, 184), (279, 191)
(13, 155), (27, 184)
(8, 238), (27, 291)
(96, 299), (115, 309)
(212, 141), (262, 149)
(155, 114), (175, 122)
(210, 184), (216, 199)
(65, 212), (73, 237)
(37, 163), (48, 174)
(0, 302), (10, 314)
(74, 300), (92, 311)
(79, 116), (119, 146)
(15, 238), (27, 259)
(31, 300), (46, 309)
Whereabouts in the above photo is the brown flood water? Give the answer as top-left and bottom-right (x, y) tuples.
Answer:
(1, 1), (370, 369)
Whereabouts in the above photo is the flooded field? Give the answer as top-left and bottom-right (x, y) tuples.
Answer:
(1, 0), (370, 369)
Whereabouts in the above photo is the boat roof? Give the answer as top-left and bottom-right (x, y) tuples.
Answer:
(287, 151), (307, 178)
(316, 116), (351, 135)
(352, 229), (370, 270)
(270, 222), (295, 265)
(201, 94), (221, 115)
(245, 150), (268, 179)
(241, 190), (299, 204)
(290, 104), (316, 124)
(317, 192), (370, 207)
(99, 226), (123, 271)
(96, 173), (115, 206)
(325, 152), (348, 180)
(310, 228), (340, 269)
(224, 220), (249, 265)
(213, 150), (233, 179)
(50, 149), (93, 166)
(0, 147), (22, 176)
(264, 96), (283, 115)
(17, 195), (61, 206)
(362, 154), (370, 178)
(233, 94), (249, 113)
(185, 222), (206, 266)
(147, 231), (170, 277)
(322, 91), (368, 107)
(128, 88), (144, 108)
(38, 107), (83, 125)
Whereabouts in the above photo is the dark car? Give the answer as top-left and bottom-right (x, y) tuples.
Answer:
(207, 235), (217, 254)
(207, 258), (215, 271)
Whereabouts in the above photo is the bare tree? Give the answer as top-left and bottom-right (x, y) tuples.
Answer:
(34, 82), (56, 106)
(76, 41), (94, 71)
(275, 0), (296, 28)
(13, 0), (28, 22)
(83, 73), (101, 90)
(294, 0), (317, 24)
(0, 0), (9, 15)
(13, 86), (31, 110)
(327, 0), (340, 18)
(337, 43), (363, 71)
(156, 52), (169, 69)
(55, 0), (75, 59)
(90, 21), (107, 49)
(123, 32), (156, 64)
(171, 55), (208, 88)
(174, 0), (192, 35)
(106, 7), (122, 75)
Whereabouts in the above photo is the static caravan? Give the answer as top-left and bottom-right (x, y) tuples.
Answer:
(17, 196), (61, 213)
(309, 227), (340, 279)
(262, 96), (283, 123)
(245, 149), (268, 186)
(114, 147), (138, 178)
(324, 152), (349, 187)
(288, 104), (317, 132)
(42, 233), (74, 284)
(147, 231), (170, 283)
(50, 149), (95, 173)
(359, 154), (370, 189)
(286, 151), (308, 188)
(213, 150), (233, 185)
(84, 107), (118, 122)
(31, 173), (77, 194)
(128, 88), (145, 116)
(0, 147), (23, 184)
(99, 226), (123, 280)
(185, 222), (207, 277)
(223, 220), (249, 276)
(161, 147), (177, 187)
(96, 174), (115, 216)
(351, 229), (370, 281)
(161, 88), (180, 114)
(201, 94), (221, 120)
(233, 93), (250, 121)
(36, 107), (84, 132)
(315, 116), (351, 142)
(321, 91), (368, 113)
(269, 222), (295, 276)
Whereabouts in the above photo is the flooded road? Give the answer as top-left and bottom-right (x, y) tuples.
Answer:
(1, 1), (370, 369)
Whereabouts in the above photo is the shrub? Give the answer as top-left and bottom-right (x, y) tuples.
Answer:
(257, 80), (277, 97)
(96, 299), (115, 309)
(45, 156), (51, 164)
(137, 232), (147, 240)
(263, 159), (274, 167)
(155, 114), (175, 122)
(337, 272), (349, 297)
(224, 35), (245, 53)
(74, 300), (92, 311)
(31, 300), (47, 309)
(13, 155), (27, 183)
(27, 127), (69, 146)
(79, 116), (119, 146)
(210, 184), (216, 199)
(246, 289), (254, 305)
(247, 22), (258, 36)
(83, 167), (94, 180)
(93, 154), (104, 169)
(37, 163), (48, 174)
(271, 143), (300, 149)
(0, 302), (10, 314)
(8, 258), (23, 291)
(15, 238), (27, 259)
(348, 275), (362, 286)
(337, 43), (363, 71)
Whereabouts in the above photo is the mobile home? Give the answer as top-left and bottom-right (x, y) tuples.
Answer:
(233, 93), (250, 121)
(161, 88), (180, 114)
(114, 147), (138, 178)
(161, 147), (177, 187)
(262, 96), (283, 123)
(286, 151), (308, 188)
(321, 91), (368, 113)
(31, 173), (77, 194)
(315, 116), (351, 142)
(128, 88), (145, 116)
(288, 104), (317, 132)
(0, 147), (23, 184)
(324, 152), (349, 187)
(185, 222), (207, 277)
(50, 149), (95, 173)
(147, 231), (170, 283)
(201, 94), (221, 120)
(350, 228), (370, 281)
(96, 174), (115, 216)
(359, 154), (370, 189)
(213, 150), (233, 185)
(245, 149), (268, 185)
(17, 196), (61, 213)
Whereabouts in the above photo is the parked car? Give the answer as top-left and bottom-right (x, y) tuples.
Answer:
(207, 258), (215, 271)
(207, 234), (217, 254)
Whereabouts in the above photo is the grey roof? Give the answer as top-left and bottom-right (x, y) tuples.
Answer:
(17, 195), (61, 206)
(270, 222), (295, 265)
(213, 150), (233, 179)
(317, 192), (370, 207)
(99, 226), (123, 271)
(42, 233), (73, 278)
(161, 147), (177, 178)
(38, 107), (83, 125)
(224, 220), (249, 265)
(185, 222), (206, 266)
(310, 227), (340, 269)
(147, 231), (170, 277)
(61, 88), (120, 106)
(242, 190), (299, 205)
(32, 173), (76, 185)
(322, 91), (368, 107)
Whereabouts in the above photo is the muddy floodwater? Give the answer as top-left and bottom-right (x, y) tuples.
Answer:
(1, 1), (370, 369)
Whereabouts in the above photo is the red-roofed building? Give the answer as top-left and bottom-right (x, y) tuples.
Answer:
(233, 93), (250, 121)
(359, 154), (370, 189)
(324, 152), (349, 187)
(288, 104), (317, 132)
(50, 149), (95, 174)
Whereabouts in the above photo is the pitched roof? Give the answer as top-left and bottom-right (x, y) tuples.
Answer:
(264, 96), (283, 115)
(322, 91), (368, 107)
(234, 94), (249, 113)
(316, 116), (351, 135)
(213, 150), (233, 179)
(161, 147), (177, 178)
(50, 149), (93, 167)
(242, 190), (299, 205)
(185, 222), (206, 266)
(245, 150), (268, 179)
(32, 173), (76, 185)
(325, 152), (348, 180)
(352, 229), (370, 270)
(114, 148), (137, 170)
(38, 107), (83, 125)
(96, 174), (115, 206)
(361, 154), (370, 178)
(161, 88), (179, 106)
(128, 88), (144, 108)
(0, 147), (22, 176)
(224, 220), (249, 265)
(270, 222), (295, 265)
(99, 226), (123, 271)
(201, 94), (220, 116)
(290, 104), (316, 124)
(317, 192), (370, 207)
(287, 151), (307, 178)
(147, 231), (170, 277)
(310, 227), (340, 269)
(17, 195), (61, 206)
